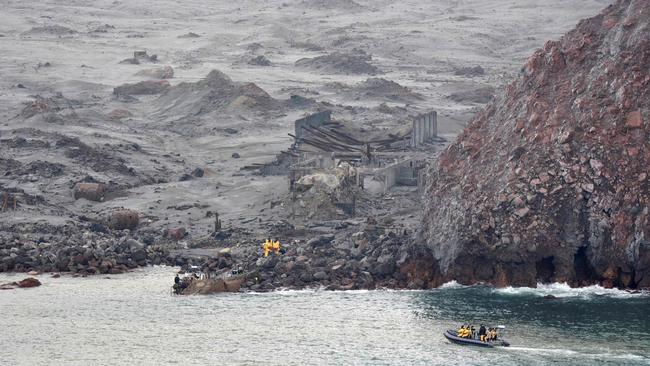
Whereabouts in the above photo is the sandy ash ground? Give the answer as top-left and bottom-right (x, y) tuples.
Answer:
(0, 0), (613, 271)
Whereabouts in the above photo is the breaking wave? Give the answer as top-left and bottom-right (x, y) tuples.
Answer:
(494, 282), (648, 299)
(504, 346), (649, 363)
(438, 280), (468, 289)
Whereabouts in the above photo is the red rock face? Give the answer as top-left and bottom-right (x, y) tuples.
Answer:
(419, 0), (650, 289)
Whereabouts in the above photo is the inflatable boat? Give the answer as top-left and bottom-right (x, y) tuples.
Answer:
(443, 329), (510, 347)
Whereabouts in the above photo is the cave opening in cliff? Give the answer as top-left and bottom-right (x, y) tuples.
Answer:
(573, 246), (599, 285)
(535, 256), (555, 284)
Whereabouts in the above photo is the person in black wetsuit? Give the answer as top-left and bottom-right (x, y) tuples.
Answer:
(479, 324), (487, 341)
(173, 274), (181, 294)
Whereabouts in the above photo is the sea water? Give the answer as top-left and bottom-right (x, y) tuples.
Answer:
(0, 267), (648, 365)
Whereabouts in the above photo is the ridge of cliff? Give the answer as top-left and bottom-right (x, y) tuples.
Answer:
(417, 0), (650, 289)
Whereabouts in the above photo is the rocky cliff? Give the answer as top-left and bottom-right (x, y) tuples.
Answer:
(417, 0), (650, 289)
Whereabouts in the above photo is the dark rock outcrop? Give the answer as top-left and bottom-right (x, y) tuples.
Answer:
(419, 0), (650, 289)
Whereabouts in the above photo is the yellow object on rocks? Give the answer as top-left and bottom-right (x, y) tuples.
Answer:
(262, 239), (281, 257)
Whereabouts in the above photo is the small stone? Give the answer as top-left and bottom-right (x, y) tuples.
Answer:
(512, 196), (525, 208)
(582, 183), (595, 193)
(625, 110), (643, 128)
(192, 168), (204, 177)
(514, 207), (530, 218)
(589, 159), (603, 172)
(231, 152), (241, 158)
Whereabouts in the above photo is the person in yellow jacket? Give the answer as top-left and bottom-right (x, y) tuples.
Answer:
(457, 325), (465, 337)
(457, 325), (471, 338)
(262, 239), (272, 257)
(262, 239), (283, 257)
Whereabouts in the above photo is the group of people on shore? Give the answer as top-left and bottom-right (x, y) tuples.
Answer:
(457, 324), (498, 342)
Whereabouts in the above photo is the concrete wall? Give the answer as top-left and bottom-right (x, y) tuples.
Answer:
(375, 159), (425, 193)
(410, 111), (437, 148)
(294, 111), (332, 139)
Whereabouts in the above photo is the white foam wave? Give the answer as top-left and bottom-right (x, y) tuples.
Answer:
(438, 280), (468, 289)
(505, 346), (649, 362)
(494, 282), (648, 299)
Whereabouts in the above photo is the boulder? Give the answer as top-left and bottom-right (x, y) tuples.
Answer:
(17, 277), (41, 288)
(307, 235), (335, 247)
(192, 168), (204, 177)
(182, 277), (245, 295)
(371, 254), (396, 277)
(313, 271), (328, 281)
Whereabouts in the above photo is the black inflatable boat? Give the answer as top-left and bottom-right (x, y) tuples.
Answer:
(443, 330), (510, 347)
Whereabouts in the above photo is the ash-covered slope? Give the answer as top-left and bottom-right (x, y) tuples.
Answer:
(418, 0), (650, 289)
(153, 70), (280, 120)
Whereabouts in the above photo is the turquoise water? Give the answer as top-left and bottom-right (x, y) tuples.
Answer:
(0, 268), (648, 365)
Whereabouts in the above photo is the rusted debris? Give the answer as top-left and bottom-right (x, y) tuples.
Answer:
(73, 182), (106, 202)
(166, 227), (187, 241)
(108, 209), (139, 230)
(214, 212), (222, 232)
(1, 192), (17, 211)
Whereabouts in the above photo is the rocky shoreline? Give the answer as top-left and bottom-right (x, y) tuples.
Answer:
(5, 216), (647, 293)
(0, 216), (428, 292)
